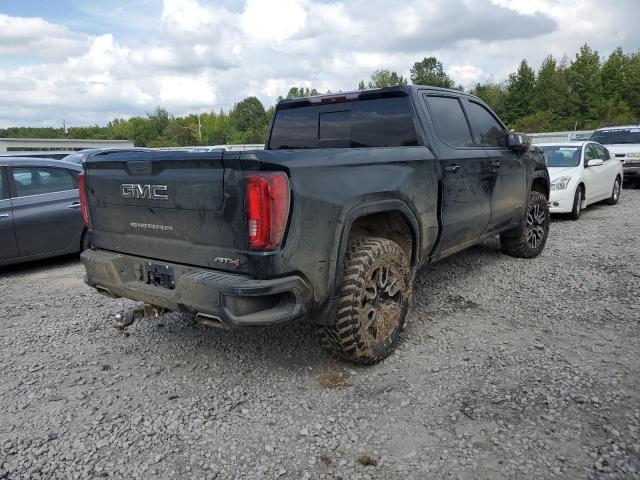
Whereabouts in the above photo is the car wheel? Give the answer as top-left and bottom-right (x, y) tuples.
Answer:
(605, 176), (621, 205)
(500, 191), (550, 259)
(318, 237), (412, 364)
(569, 186), (584, 220)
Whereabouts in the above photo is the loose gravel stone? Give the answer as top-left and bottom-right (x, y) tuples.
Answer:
(1, 189), (639, 479)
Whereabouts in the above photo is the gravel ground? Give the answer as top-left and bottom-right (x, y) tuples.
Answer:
(1, 189), (639, 480)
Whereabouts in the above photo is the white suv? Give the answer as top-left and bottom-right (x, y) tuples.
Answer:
(589, 126), (640, 187)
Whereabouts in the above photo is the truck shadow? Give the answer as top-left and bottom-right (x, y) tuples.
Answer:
(0, 254), (81, 278)
(135, 239), (507, 372)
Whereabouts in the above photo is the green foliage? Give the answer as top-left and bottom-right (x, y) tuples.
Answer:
(470, 79), (507, 119)
(0, 127), (65, 139)
(622, 52), (640, 119)
(512, 110), (556, 132)
(286, 87), (319, 98)
(473, 46), (640, 132)
(410, 57), (455, 88)
(229, 97), (268, 143)
(364, 69), (408, 88)
(503, 60), (536, 124)
(567, 44), (603, 125)
(199, 109), (231, 145)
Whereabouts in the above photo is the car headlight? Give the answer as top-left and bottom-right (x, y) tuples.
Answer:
(550, 176), (571, 191)
(626, 153), (640, 163)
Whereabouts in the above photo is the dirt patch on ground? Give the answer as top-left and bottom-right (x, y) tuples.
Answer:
(318, 367), (352, 389)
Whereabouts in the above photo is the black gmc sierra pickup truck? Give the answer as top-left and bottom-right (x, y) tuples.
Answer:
(80, 85), (550, 364)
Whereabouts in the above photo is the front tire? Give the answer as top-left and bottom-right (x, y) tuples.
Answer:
(605, 176), (621, 205)
(318, 237), (412, 364)
(500, 191), (550, 259)
(569, 185), (584, 220)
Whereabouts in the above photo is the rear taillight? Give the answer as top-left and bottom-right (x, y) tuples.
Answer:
(78, 172), (91, 228)
(245, 172), (290, 250)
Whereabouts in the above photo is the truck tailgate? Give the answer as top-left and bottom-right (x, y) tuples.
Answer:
(84, 150), (247, 270)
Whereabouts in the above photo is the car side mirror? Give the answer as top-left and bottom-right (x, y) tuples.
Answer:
(587, 159), (604, 167)
(507, 133), (531, 152)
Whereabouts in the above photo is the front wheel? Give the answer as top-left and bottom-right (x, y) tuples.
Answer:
(500, 191), (550, 259)
(569, 186), (583, 220)
(605, 176), (621, 205)
(318, 237), (412, 364)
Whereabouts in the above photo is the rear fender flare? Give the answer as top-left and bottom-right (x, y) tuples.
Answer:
(326, 199), (421, 305)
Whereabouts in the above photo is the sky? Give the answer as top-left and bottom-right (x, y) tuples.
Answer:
(0, 0), (639, 128)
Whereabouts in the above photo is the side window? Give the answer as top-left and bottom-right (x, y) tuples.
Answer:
(425, 95), (474, 148)
(351, 97), (420, 148)
(594, 144), (610, 160)
(466, 101), (508, 148)
(584, 145), (597, 162)
(11, 167), (77, 197)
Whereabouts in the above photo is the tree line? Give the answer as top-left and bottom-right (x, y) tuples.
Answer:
(356, 45), (640, 132)
(1, 44), (638, 147)
(0, 99), (274, 147)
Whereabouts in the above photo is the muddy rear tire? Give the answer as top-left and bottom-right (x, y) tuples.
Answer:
(319, 237), (412, 364)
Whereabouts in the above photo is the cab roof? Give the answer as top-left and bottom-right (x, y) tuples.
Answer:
(276, 85), (480, 109)
(0, 157), (82, 169)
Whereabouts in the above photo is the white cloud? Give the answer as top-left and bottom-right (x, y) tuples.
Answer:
(449, 65), (485, 88)
(241, 0), (308, 45)
(0, 0), (639, 127)
(0, 12), (90, 60)
(159, 74), (217, 107)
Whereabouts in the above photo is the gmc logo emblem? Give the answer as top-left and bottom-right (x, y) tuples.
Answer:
(121, 184), (168, 200)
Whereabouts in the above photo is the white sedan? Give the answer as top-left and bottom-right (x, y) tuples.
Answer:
(537, 141), (623, 220)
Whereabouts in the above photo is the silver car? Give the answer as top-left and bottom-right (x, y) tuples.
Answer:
(0, 158), (88, 266)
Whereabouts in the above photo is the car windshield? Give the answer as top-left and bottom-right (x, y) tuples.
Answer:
(589, 128), (640, 145)
(539, 146), (582, 167)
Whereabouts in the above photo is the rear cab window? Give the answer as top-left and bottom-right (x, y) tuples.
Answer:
(268, 95), (421, 150)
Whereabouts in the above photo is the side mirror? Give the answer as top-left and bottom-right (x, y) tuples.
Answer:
(508, 133), (531, 152)
(587, 159), (604, 167)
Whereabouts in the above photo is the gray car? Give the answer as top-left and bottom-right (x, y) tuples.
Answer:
(0, 158), (88, 266)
